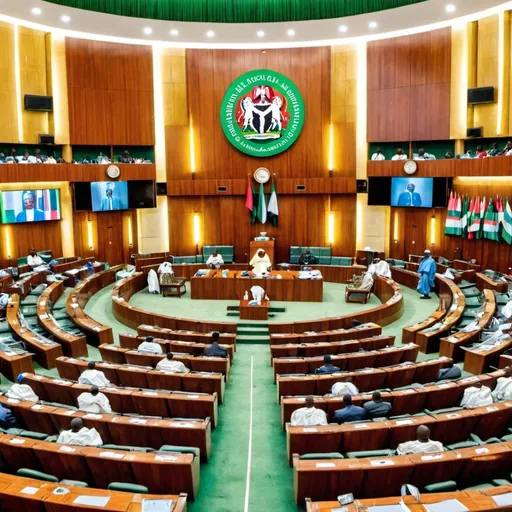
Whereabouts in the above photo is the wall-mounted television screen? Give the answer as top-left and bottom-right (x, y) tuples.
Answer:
(0, 189), (61, 224)
(91, 181), (129, 212)
(128, 180), (156, 209)
(73, 182), (92, 212)
(391, 177), (434, 208)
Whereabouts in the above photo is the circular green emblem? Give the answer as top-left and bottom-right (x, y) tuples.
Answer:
(220, 69), (305, 157)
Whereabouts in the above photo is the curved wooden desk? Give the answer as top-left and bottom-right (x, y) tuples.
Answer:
(475, 272), (509, 293)
(0, 472), (187, 511)
(0, 395), (211, 461)
(272, 343), (419, 382)
(112, 273), (237, 333)
(23, 372), (219, 427)
(463, 332), (512, 375)
(37, 281), (88, 358)
(268, 276), (403, 334)
(7, 294), (63, 369)
(136, 326), (236, 346)
(4, 271), (47, 301)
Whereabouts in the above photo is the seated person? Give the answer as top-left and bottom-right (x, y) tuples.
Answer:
(397, 425), (443, 455)
(0, 152), (5, 163)
(436, 362), (461, 381)
(156, 352), (190, 373)
(6, 374), (39, 402)
(476, 145), (487, 158)
(250, 249), (271, 275)
(119, 150), (135, 163)
(290, 395), (327, 426)
(78, 361), (112, 387)
(57, 418), (103, 447)
(45, 153), (57, 164)
(367, 258), (391, 278)
(487, 143), (499, 157)
(77, 385), (112, 414)
(19, 150), (32, 163)
(315, 354), (340, 375)
(363, 391), (392, 419)
(0, 404), (17, 428)
(34, 149), (46, 163)
(8, 148), (19, 163)
(414, 148), (436, 160)
(492, 366), (512, 401)
(371, 148), (385, 161)
(204, 331), (228, 357)
(330, 378), (359, 397)
(147, 268), (160, 294)
(137, 336), (163, 354)
(391, 148), (407, 161)
(460, 381), (493, 409)
(97, 152), (110, 164)
(206, 251), (224, 269)
(497, 141), (512, 156)
(158, 260), (175, 285)
(332, 394), (365, 424)
(299, 248), (317, 266)
(27, 248), (48, 269)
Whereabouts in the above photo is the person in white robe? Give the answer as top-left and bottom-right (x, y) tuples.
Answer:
(492, 367), (512, 401)
(371, 149), (385, 161)
(367, 259), (391, 278)
(77, 385), (112, 414)
(6, 374), (39, 402)
(391, 148), (407, 161)
(57, 418), (103, 447)
(250, 249), (271, 275)
(397, 425), (443, 455)
(27, 249), (50, 272)
(250, 285), (267, 305)
(78, 361), (112, 387)
(156, 352), (190, 373)
(502, 299), (512, 320)
(460, 382), (493, 409)
(206, 251), (224, 269)
(290, 395), (328, 426)
(330, 379), (359, 396)
(137, 336), (163, 354)
(147, 269), (160, 294)
(158, 260), (175, 284)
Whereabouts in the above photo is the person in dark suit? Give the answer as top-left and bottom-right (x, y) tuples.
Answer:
(437, 362), (461, 381)
(16, 191), (45, 222)
(397, 183), (422, 207)
(101, 187), (121, 211)
(363, 391), (392, 419)
(203, 331), (228, 358)
(315, 354), (340, 375)
(0, 404), (16, 428)
(332, 394), (366, 424)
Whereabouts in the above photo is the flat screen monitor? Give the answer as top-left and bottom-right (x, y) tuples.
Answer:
(91, 181), (129, 212)
(391, 177), (434, 208)
(73, 182), (93, 212)
(128, 180), (156, 209)
(0, 189), (61, 224)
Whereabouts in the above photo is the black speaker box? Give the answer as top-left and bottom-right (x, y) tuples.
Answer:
(467, 127), (483, 138)
(39, 134), (55, 144)
(357, 179), (368, 193)
(156, 182), (167, 196)
(468, 87), (494, 105)
(25, 95), (53, 112)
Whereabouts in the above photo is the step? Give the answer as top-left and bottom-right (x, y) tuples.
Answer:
(237, 322), (269, 328)
(237, 328), (270, 335)
(236, 336), (271, 344)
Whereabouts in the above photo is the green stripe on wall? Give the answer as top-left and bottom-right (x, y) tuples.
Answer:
(43, 0), (426, 23)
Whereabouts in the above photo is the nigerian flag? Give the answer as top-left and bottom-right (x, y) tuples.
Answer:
(502, 197), (512, 244)
(460, 195), (470, 239)
(256, 183), (267, 224)
(445, 192), (462, 236)
(267, 182), (279, 227)
(483, 199), (499, 241)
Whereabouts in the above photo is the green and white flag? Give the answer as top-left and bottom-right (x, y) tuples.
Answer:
(267, 182), (279, 227)
(502, 197), (512, 244)
(256, 183), (267, 224)
(483, 199), (499, 241)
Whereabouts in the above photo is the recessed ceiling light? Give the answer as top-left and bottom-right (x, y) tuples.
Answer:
(143, 27), (153, 35)
(206, 30), (215, 38)
(338, 25), (348, 33)
(257, 30), (265, 38)
(287, 29), (296, 36)
(60, 15), (71, 23)
(368, 21), (378, 29)
(31, 7), (42, 15)
(445, 4), (456, 13)
(170, 29), (179, 36)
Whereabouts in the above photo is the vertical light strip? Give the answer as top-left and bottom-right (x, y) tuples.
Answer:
(4, 227), (12, 259)
(497, 11), (505, 134)
(450, 21), (469, 139)
(328, 212), (335, 244)
(193, 213), (200, 244)
(160, 196), (170, 253)
(13, 24), (24, 143)
(87, 220), (94, 250)
(356, 195), (364, 250)
(328, 124), (334, 171)
(430, 216), (436, 246)
(189, 119), (196, 173)
(152, 45), (167, 182)
(128, 216), (133, 246)
(393, 211), (399, 242)
(355, 41), (367, 180)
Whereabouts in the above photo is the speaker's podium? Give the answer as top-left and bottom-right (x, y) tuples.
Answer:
(249, 240), (275, 267)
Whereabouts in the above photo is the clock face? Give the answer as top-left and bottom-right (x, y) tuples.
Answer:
(106, 165), (121, 179)
(254, 167), (270, 184)
(404, 160), (417, 175)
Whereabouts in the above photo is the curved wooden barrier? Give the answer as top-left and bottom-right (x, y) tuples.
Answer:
(37, 280), (88, 357)
(462, 329), (512, 375)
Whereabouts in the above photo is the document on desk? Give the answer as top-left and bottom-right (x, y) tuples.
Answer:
(492, 492), (512, 507)
(368, 504), (411, 511)
(141, 499), (175, 512)
(424, 499), (469, 512)
(73, 495), (110, 507)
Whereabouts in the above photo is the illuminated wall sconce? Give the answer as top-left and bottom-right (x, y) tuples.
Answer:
(128, 216), (133, 247)
(328, 124), (334, 174)
(189, 121), (196, 174)
(430, 216), (436, 246)
(393, 211), (399, 243)
(328, 212), (335, 245)
(87, 220), (94, 250)
(4, 227), (12, 262)
(193, 213), (200, 253)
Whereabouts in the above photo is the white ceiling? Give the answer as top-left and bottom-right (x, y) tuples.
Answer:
(0, 0), (510, 48)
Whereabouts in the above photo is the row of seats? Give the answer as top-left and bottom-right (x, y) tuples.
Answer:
(289, 246), (353, 266)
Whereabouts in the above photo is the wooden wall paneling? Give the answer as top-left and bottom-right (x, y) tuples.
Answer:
(72, 211), (96, 260)
(394, 36), (411, 88)
(0, 22), (18, 143)
(167, 197), (202, 257)
(11, 222), (63, 262)
(95, 212), (124, 264)
(331, 195), (357, 257)
(427, 28), (452, 84)
(409, 32), (429, 86)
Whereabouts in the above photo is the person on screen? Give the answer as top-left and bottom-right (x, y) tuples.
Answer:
(397, 182), (422, 207)
(417, 249), (436, 299)
(101, 185), (121, 211)
(16, 192), (45, 223)
(392, 148), (407, 161)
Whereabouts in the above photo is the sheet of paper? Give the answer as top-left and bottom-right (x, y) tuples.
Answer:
(315, 462), (335, 468)
(73, 495), (111, 507)
(129, 418), (147, 425)
(100, 451), (124, 459)
(424, 499), (468, 512)
(370, 459), (394, 467)
(493, 493), (512, 507)
(21, 486), (39, 495)
(302, 428), (317, 433)
(368, 505), (411, 512)
(141, 499), (174, 512)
